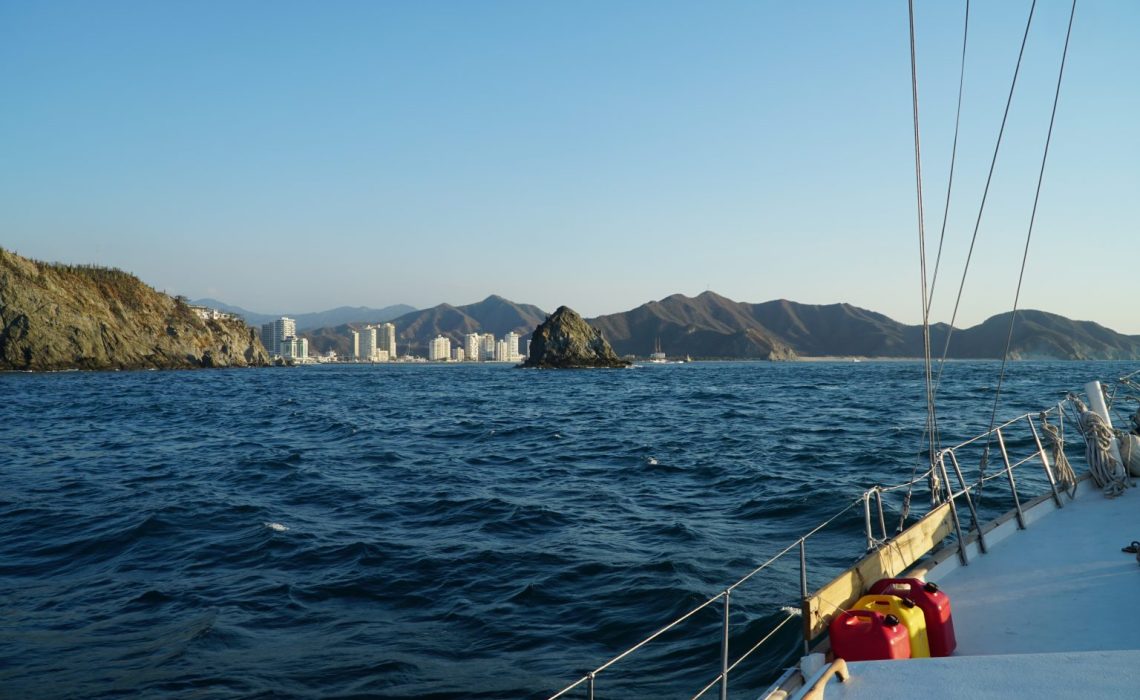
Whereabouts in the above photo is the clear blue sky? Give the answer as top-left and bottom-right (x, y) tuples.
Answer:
(3, 1), (1137, 332)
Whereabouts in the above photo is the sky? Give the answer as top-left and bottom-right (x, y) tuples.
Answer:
(2, 1), (1137, 332)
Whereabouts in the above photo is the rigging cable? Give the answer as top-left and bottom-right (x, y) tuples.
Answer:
(900, 0), (970, 531)
(925, 0), (969, 318)
(906, 0), (939, 510)
(982, 0), (1078, 465)
(934, 0), (1038, 389)
(935, 0), (1039, 503)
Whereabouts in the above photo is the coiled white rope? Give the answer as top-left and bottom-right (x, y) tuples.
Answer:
(1070, 395), (1129, 497)
(1039, 411), (1077, 494)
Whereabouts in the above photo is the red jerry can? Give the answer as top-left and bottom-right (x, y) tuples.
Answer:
(869, 578), (957, 657)
(829, 610), (911, 661)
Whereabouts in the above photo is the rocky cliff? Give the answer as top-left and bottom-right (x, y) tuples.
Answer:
(0, 248), (269, 371)
(522, 306), (629, 368)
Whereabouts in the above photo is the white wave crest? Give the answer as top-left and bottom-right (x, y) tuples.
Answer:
(264, 521), (289, 532)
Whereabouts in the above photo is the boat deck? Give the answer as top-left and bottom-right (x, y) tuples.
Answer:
(801, 478), (1140, 698)
(816, 649), (1140, 699)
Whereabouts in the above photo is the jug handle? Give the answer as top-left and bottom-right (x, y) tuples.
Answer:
(804, 658), (850, 700)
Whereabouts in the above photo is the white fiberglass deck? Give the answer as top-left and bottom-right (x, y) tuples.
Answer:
(803, 478), (1140, 699)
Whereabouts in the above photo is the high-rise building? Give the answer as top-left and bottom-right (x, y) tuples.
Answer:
(350, 329), (360, 360)
(429, 335), (451, 361)
(480, 333), (496, 361)
(377, 323), (397, 359)
(261, 317), (297, 357)
(281, 337), (309, 360)
(464, 333), (481, 362)
(503, 332), (521, 362)
(359, 326), (378, 361)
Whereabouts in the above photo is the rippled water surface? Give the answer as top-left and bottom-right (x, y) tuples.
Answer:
(2, 361), (1130, 698)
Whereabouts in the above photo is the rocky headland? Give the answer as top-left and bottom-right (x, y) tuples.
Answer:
(0, 248), (269, 371)
(522, 306), (629, 368)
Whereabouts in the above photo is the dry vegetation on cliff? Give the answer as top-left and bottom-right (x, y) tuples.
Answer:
(0, 247), (269, 371)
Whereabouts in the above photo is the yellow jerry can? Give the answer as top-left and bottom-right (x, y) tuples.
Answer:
(853, 594), (931, 658)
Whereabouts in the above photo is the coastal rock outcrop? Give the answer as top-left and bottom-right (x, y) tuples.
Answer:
(0, 247), (270, 371)
(522, 306), (629, 368)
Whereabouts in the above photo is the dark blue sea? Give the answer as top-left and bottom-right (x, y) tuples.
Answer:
(2, 361), (1132, 699)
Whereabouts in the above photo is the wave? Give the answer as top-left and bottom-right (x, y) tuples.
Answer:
(0, 359), (1118, 698)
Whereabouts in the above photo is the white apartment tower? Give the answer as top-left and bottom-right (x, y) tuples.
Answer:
(503, 332), (521, 363)
(464, 333), (481, 362)
(377, 323), (397, 359)
(480, 333), (496, 361)
(429, 335), (451, 361)
(358, 326), (378, 361)
(350, 329), (360, 360)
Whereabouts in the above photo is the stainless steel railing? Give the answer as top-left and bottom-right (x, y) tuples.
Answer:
(548, 401), (1086, 699)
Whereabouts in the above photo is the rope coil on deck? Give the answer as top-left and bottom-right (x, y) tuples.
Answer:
(1039, 411), (1077, 493)
(1070, 395), (1129, 497)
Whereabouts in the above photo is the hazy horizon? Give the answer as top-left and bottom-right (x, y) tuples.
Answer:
(4, 2), (1138, 332)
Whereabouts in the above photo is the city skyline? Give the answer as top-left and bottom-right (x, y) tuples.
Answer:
(3, 2), (1138, 332)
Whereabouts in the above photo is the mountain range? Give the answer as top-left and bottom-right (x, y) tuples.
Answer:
(191, 298), (415, 332)
(588, 292), (1140, 360)
(203, 291), (1140, 361)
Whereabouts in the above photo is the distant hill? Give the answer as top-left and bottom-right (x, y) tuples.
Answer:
(587, 291), (1140, 361)
(585, 292), (797, 360)
(303, 295), (548, 357)
(951, 310), (1140, 360)
(192, 298), (415, 331)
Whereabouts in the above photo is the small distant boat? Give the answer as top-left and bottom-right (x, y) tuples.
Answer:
(649, 337), (667, 363)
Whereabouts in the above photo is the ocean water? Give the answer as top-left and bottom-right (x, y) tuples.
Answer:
(1, 361), (1132, 699)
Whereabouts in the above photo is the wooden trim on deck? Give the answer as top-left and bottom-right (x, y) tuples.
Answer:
(803, 501), (954, 640)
